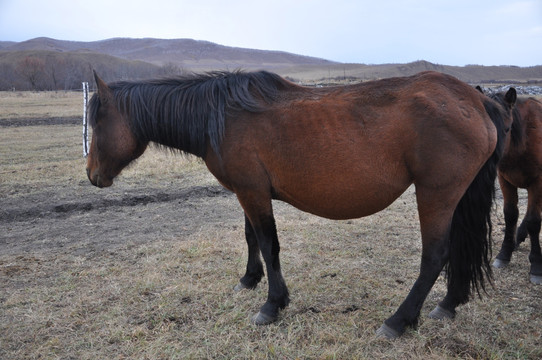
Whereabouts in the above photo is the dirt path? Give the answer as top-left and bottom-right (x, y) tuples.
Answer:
(0, 116), (82, 127)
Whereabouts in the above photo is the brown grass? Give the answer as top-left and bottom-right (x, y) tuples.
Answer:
(1, 91), (541, 359)
(0, 91), (82, 120)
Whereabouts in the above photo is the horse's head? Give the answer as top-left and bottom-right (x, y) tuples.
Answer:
(86, 72), (148, 188)
(492, 88), (517, 133)
(476, 85), (519, 154)
(476, 85), (517, 133)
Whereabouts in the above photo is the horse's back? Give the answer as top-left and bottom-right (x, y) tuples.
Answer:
(520, 97), (542, 127)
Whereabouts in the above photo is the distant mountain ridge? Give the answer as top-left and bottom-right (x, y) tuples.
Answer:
(0, 37), (336, 70)
(1, 37), (541, 90)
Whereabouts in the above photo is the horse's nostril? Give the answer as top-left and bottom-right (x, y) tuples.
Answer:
(86, 168), (99, 186)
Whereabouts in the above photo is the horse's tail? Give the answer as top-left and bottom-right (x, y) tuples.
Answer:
(446, 89), (515, 304)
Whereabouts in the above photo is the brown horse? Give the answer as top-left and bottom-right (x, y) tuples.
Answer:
(491, 94), (542, 284)
(86, 70), (516, 338)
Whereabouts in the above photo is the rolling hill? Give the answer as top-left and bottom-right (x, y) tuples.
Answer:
(1, 37), (541, 90)
(0, 37), (336, 71)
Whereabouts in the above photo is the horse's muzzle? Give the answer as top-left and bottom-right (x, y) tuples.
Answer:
(86, 168), (112, 188)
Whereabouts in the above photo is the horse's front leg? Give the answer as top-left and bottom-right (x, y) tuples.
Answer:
(494, 176), (519, 268)
(236, 194), (290, 325)
(234, 214), (264, 291)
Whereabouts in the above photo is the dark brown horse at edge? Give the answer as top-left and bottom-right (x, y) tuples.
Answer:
(489, 92), (542, 284)
(86, 70), (516, 338)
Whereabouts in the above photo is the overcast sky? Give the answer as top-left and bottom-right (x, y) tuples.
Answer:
(1, 0), (541, 66)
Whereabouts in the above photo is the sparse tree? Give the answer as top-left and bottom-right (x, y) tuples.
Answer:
(16, 56), (45, 90)
(45, 55), (66, 90)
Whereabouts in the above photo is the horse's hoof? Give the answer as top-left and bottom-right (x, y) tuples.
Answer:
(250, 311), (277, 325)
(492, 258), (510, 269)
(530, 274), (542, 285)
(428, 305), (455, 320)
(375, 323), (400, 339)
(234, 282), (250, 292)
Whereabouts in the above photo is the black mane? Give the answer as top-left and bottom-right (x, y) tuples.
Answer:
(89, 70), (294, 158)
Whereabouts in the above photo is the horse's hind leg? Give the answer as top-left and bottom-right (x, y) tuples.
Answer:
(523, 184), (542, 284)
(377, 240), (448, 338)
(377, 191), (453, 338)
(516, 217), (529, 248)
(234, 214), (265, 291)
(494, 177), (519, 268)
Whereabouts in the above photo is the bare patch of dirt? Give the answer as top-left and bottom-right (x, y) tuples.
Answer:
(0, 116), (81, 127)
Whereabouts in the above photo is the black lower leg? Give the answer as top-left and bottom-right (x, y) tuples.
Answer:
(436, 294), (460, 318)
(256, 216), (289, 318)
(239, 215), (264, 289)
(526, 216), (542, 276)
(529, 249), (542, 277)
(497, 204), (519, 262)
(516, 219), (529, 248)
(383, 252), (445, 335)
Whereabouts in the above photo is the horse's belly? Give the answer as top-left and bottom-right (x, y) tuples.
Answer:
(500, 169), (534, 189)
(275, 183), (409, 220)
(499, 157), (538, 188)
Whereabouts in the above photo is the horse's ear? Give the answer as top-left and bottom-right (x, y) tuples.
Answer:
(505, 88), (517, 107)
(475, 85), (484, 94)
(93, 70), (113, 104)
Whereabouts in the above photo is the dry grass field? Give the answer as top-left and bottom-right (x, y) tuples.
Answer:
(1, 90), (541, 359)
(0, 91), (82, 119)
